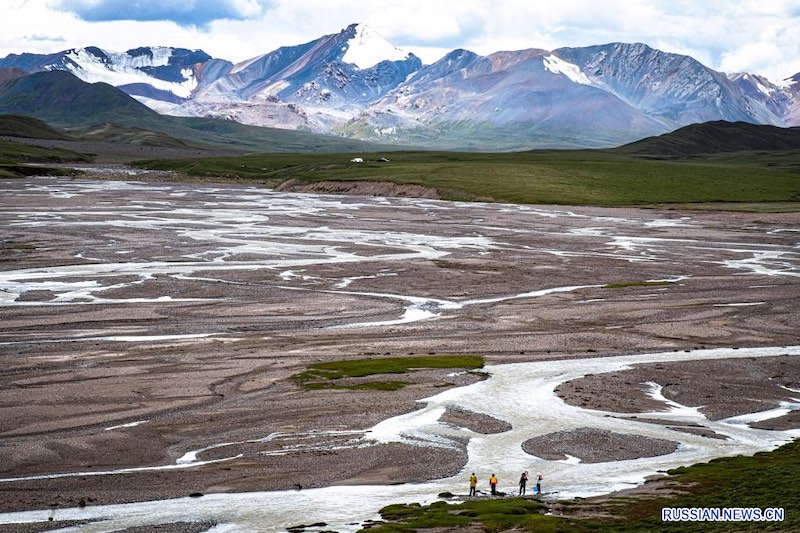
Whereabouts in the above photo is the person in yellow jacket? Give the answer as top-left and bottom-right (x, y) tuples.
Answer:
(469, 472), (477, 497)
(489, 473), (498, 495)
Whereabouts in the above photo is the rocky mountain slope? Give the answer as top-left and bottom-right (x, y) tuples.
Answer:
(2, 25), (799, 149)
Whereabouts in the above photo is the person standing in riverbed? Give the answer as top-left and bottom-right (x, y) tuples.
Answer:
(535, 473), (543, 494)
(519, 471), (528, 495)
(489, 473), (498, 495)
(469, 472), (478, 497)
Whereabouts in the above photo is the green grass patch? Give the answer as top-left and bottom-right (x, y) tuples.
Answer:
(595, 438), (800, 531)
(602, 281), (675, 289)
(12, 243), (36, 250)
(295, 355), (484, 380)
(0, 163), (83, 178)
(0, 167), (20, 178)
(0, 139), (91, 164)
(0, 137), (91, 177)
(364, 498), (561, 532)
(292, 355), (484, 391)
(134, 149), (800, 207)
(0, 114), (73, 140)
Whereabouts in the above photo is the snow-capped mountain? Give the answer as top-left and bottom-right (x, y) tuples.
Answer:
(0, 46), (232, 103)
(197, 24), (419, 103)
(190, 24), (422, 130)
(1, 25), (799, 149)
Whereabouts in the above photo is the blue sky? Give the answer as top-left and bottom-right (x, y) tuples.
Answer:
(5, 0), (800, 81)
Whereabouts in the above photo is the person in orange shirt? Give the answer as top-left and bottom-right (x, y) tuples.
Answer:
(489, 473), (498, 495)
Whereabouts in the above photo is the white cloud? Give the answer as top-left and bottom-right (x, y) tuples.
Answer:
(52, 0), (268, 28)
(1, 0), (798, 81)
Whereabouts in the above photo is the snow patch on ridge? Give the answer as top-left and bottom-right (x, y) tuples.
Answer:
(61, 48), (197, 98)
(543, 55), (593, 85)
(342, 24), (409, 69)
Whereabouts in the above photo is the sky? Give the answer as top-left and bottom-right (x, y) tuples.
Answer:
(4, 0), (800, 82)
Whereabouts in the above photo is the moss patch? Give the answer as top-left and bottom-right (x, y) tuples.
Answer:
(293, 355), (484, 391)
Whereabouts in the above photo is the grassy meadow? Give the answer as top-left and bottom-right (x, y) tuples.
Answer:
(135, 149), (800, 208)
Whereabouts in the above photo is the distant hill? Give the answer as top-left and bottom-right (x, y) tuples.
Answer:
(0, 111), (91, 178)
(616, 121), (800, 156)
(0, 67), (28, 88)
(0, 70), (164, 127)
(0, 114), (73, 140)
(66, 123), (194, 148)
(0, 70), (395, 153)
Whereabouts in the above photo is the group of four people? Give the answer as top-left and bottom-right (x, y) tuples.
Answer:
(468, 471), (543, 496)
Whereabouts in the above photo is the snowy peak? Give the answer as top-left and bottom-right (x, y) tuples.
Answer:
(728, 72), (778, 96)
(341, 23), (410, 69)
(196, 23), (421, 110)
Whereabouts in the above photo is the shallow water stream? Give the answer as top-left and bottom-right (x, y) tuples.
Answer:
(1, 346), (798, 532)
(2, 178), (799, 531)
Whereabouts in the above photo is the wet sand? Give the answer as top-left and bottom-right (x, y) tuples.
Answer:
(555, 356), (800, 424)
(440, 407), (512, 434)
(522, 428), (680, 463)
(1, 176), (798, 516)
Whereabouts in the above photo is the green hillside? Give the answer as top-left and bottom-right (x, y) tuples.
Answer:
(0, 70), (163, 127)
(0, 110), (93, 178)
(616, 121), (800, 157)
(0, 138), (90, 178)
(66, 122), (197, 148)
(0, 138), (89, 163)
(0, 114), (73, 140)
(0, 67), (30, 88)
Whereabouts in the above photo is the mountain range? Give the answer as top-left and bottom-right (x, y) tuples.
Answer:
(2, 23), (799, 150)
